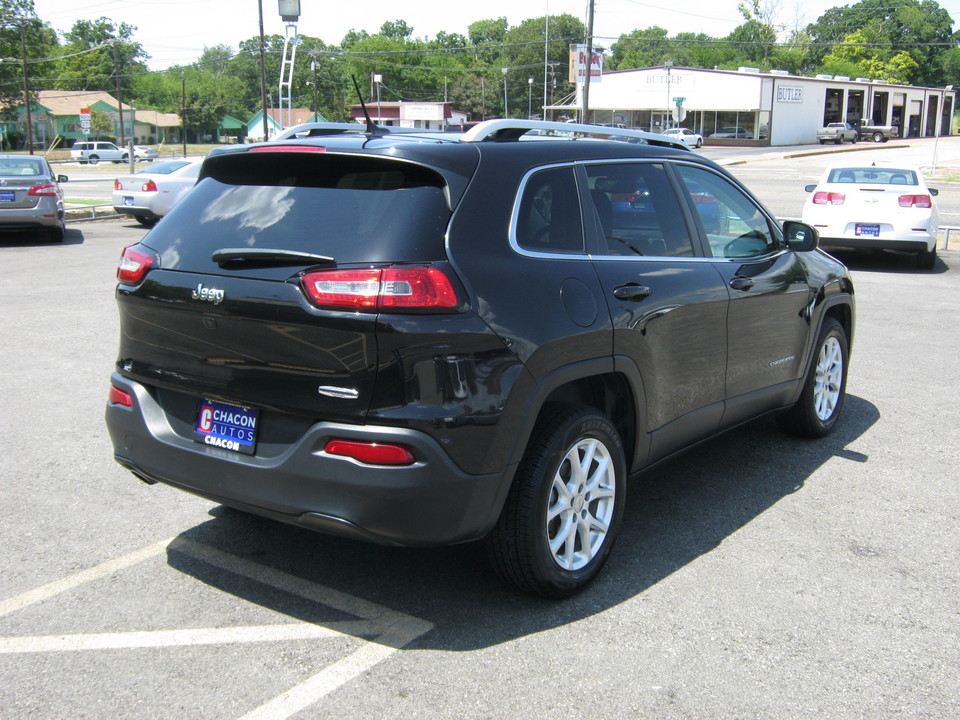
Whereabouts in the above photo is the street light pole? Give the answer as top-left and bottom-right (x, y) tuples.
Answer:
(528, 78), (533, 119)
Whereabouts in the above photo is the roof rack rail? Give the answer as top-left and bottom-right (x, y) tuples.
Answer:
(460, 119), (690, 151)
(274, 122), (429, 140)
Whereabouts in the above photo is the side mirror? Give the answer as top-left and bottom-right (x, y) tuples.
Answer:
(57, 175), (69, 183)
(930, 188), (939, 196)
(804, 184), (817, 193)
(784, 220), (819, 252)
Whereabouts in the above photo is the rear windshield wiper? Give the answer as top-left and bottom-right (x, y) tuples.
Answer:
(212, 248), (335, 266)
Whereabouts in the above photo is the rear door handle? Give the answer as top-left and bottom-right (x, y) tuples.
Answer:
(613, 284), (653, 300)
(730, 277), (755, 291)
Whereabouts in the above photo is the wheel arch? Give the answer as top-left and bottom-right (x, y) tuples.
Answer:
(506, 357), (648, 476)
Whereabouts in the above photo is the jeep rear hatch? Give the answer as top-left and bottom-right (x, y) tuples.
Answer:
(114, 151), (457, 421)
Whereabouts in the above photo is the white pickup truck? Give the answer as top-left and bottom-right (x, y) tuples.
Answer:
(817, 122), (859, 145)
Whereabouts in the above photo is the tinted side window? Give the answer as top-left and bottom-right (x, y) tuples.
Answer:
(515, 166), (584, 254)
(585, 162), (694, 257)
(675, 165), (778, 259)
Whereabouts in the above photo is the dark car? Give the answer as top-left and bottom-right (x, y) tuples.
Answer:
(105, 119), (855, 597)
(0, 154), (68, 241)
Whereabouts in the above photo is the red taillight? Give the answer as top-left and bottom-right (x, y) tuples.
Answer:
(248, 145), (327, 153)
(690, 193), (718, 205)
(28, 183), (57, 196)
(141, 179), (157, 192)
(114, 179), (123, 191)
(301, 267), (458, 311)
(899, 194), (932, 208)
(813, 191), (845, 205)
(610, 192), (639, 202)
(324, 439), (415, 466)
(117, 245), (158, 284)
(108, 385), (133, 407)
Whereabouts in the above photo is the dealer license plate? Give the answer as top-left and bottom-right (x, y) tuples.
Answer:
(123, 196), (134, 206)
(855, 223), (880, 237)
(194, 398), (259, 455)
(0, 191), (15, 202)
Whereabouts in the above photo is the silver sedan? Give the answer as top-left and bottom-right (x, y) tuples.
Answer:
(0, 154), (67, 242)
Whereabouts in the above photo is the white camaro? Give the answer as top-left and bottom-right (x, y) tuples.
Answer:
(112, 159), (203, 227)
(801, 163), (940, 269)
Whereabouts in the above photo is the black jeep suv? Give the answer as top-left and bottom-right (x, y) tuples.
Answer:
(106, 120), (854, 597)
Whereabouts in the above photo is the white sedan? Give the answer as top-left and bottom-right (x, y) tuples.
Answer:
(801, 163), (940, 269)
(661, 127), (703, 148)
(112, 159), (202, 227)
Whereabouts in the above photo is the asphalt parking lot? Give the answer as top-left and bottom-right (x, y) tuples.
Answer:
(1, 202), (958, 717)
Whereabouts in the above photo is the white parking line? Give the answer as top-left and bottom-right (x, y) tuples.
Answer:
(0, 536), (433, 719)
(0, 537), (173, 618)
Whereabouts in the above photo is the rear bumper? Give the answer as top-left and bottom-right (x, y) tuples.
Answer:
(105, 373), (509, 547)
(0, 203), (63, 229)
(818, 236), (934, 253)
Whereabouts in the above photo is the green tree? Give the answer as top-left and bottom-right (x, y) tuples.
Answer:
(0, 1), (59, 113)
(725, 0), (778, 66)
(88, 107), (112, 137)
(52, 17), (148, 93)
(499, 15), (584, 117)
(806, 0), (956, 86)
(608, 27), (672, 71)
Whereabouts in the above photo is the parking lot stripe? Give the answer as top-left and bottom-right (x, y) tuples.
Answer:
(0, 624), (345, 653)
(0, 537), (173, 618)
(0, 536), (434, 719)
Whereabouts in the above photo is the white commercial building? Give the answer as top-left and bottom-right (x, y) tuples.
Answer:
(564, 66), (955, 146)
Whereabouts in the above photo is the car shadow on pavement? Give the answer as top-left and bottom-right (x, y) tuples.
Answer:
(167, 393), (879, 651)
(828, 248), (949, 274)
(0, 227), (84, 246)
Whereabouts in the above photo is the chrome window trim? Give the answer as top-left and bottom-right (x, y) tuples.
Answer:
(509, 158), (787, 263)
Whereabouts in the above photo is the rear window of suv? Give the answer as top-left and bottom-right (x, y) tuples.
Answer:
(141, 151), (452, 275)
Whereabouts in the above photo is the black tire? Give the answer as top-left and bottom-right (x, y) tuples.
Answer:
(852, 134), (858, 143)
(87, 155), (99, 165)
(873, 132), (884, 143)
(485, 405), (626, 598)
(917, 246), (937, 270)
(819, 139), (826, 145)
(778, 318), (848, 438)
(834, 136), (842, 145)
(135, 215), (158, 228)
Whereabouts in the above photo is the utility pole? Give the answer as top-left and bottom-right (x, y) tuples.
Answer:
(502, 67), (509, 118)
(112, 39), (125, 145)
(309, 58), (318, 117)
(543, 9), (550, 122)
(582, 0), (595, 124)
(18, 20), (34, 154)
(181, 73), (187, 156)
(257, 0), (269, 140)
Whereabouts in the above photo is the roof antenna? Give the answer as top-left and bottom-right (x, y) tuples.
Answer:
(352, 76), (385, 136)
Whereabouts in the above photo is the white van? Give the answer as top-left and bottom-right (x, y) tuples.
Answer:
(70, 141), (127, 165)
